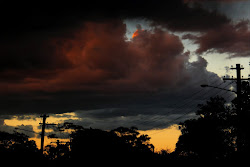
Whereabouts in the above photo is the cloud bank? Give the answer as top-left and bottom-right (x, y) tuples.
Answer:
(0, 20), (189, 94)
(0, 0), (246, 131)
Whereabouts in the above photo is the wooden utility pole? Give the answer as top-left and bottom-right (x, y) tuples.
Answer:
(39, 114), (56, 155)
(223, 64), (249, 112)
(223, 64), (250, 153)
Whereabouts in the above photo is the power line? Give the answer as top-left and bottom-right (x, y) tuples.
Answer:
(149, 76), (240, 136)
(148, 83), (235, 135)
(134, 80), (229, 129)
(14, 127), (40, 135)
(139, 73), (221, 109)
(133, 78), (224, 123)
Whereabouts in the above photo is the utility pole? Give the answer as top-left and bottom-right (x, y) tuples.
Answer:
(39, 114), (56, 155)
(223, 64), (249, 154)
(223, 64), (249, 112)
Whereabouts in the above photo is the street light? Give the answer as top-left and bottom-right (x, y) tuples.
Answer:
(200, 84), (237, 93)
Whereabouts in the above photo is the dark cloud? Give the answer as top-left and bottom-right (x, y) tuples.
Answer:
(16, 125), (36, 138)
(0, 123), (36, 138)
(0, 0), (234, 85)
(0, 19), (223, 127)
(0, 0), (236, 91)
(0, 55), (226, 131)
(0, 0), (241, 131)
(0, 34), (72, 80)
(150, 3), (230, 32)
(0, 20), (189, 94)
(71, 108), (198, 130)
(0, 0), (230, 36)
(183, 20), (250, 57)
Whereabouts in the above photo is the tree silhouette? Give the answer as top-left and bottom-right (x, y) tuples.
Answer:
(0, 131), (40, 161)
(175, 80), (250, 160)
(175, 96), (237, 160)
(45, 140), (71, 161)
(111, 127), (154, 153)
(68, 126), (155, 161)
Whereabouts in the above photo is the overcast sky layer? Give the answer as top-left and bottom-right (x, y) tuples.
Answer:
(0, 0), (249, 133)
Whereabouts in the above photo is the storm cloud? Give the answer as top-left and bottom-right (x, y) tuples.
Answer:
(0, 0), (231, 35)
(0, 20), (189, 94)
(0, 0), (246, 131)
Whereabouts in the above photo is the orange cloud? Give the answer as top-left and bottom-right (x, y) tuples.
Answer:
(132, 29), (141, 38)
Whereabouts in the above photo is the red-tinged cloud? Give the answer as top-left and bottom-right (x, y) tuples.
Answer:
(183, 20), (250, 57)
(0, 20), (189, 93)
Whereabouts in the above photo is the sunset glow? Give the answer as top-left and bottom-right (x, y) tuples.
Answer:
(140, 125), (181, 152)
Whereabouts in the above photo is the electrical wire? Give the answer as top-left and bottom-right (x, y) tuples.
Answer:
(147, 82), (236, 135)
(131, 77), (224, 126)
(133, 80), (230, 129)
(14, 127), (40, 135)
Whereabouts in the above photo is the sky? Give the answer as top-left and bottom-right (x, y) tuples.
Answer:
(0, 0), (249, 151)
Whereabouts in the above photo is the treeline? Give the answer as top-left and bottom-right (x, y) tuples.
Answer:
(0, 126), (172, 162)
